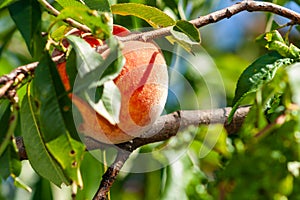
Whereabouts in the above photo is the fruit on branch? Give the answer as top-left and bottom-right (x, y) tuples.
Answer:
(54, 25), (168, 144)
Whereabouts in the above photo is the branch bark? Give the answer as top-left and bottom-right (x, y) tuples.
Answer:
(15, 105), (250, 199)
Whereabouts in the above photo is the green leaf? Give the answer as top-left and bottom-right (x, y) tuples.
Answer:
(57, 6), (111, 38)
(69, 36), (124, 124)
(21, 91), (69, 186)
(55, 0), (87, 9)
(169, 20), (201, 54)
(67, 35), (104, 79)
(8, 0), (42, 57)
(173, 20), (201, 43)
(228, 52), (294, 122)
(111, 3), (175, 28)
(0, 0), (18, 9)
(257, 30), (300, 58)
(0, 99), (11, 150)
(84, 0), (111, 12)
(85, 80), (121, 125)
(32, 54), (86, 187)
(0, 142), (21, 180)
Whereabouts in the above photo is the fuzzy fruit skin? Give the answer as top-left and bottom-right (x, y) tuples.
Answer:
(57, 25), (168, 144)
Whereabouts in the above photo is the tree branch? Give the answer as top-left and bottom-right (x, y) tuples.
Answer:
(16, 106), (250, 159)
(15, 105), (250, 200)
(117, 1), (300, 43)
(93, 150), (131, 200)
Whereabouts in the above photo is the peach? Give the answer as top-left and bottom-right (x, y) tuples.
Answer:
(55, 25), (168, 144)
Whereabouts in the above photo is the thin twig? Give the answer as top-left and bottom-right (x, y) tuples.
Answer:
(116, 1), (300, 43)
(37, 0), (90, 32)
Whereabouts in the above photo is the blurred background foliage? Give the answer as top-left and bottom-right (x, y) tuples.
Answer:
(1, 0), (300, 199)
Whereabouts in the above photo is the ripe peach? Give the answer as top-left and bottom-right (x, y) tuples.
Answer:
(55, 25), (168, 144)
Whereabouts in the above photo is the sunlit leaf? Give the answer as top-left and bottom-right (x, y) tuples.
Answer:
(257, 30), (300, 58)
(169, 20), (201, 54)
(228, 52), (294, 122)
(55, 0), (87, 8)
(57, 6), (111, 38)
(0, 0), (18, 9)
(111, 3), (175, 28)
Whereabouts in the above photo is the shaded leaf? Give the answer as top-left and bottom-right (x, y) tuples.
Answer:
(85, 0), (111, 12)
(0, 99), (11, 149)
(228, 52), (294, 122)
(8, 0), (42, 57)
(32, 54), (85, 187)
(85, 80), (121, 125)
(173, 20), (200, 43)
(67, 35), (104, 79)
(111, 3), (175, 28)
(21, 90), (69, 186)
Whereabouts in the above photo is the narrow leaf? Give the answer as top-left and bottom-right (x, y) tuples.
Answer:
(228, 52), (294, 122)
(55, 0), (87, 9)
(0, 99), (11, 149)
(32, 54), (85, 187)
(111, 3), (175, 28)
(8, 0), (42, 57)
(21, 90), (69, 186)
(0, 0), (18, 9)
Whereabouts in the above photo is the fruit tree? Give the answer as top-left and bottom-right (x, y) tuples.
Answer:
(1, 0), (300, 200)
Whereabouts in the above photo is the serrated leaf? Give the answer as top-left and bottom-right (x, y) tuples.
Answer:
(228, 52), (295, 122)
(111, 3), (175, 28)
(8, 0), (42, 57)
(32, 54), (85, 187)
(21, 90), (69, 186)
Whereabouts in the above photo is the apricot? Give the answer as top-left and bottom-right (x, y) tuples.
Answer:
(55, 25), (168, 144)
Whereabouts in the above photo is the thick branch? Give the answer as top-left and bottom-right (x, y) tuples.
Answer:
(16, 106), (250, 160)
